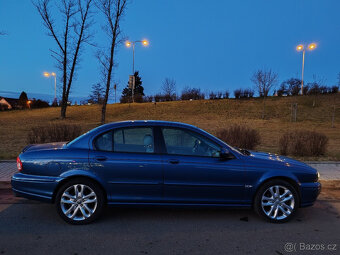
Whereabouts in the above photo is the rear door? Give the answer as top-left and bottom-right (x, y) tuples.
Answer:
(89, 126), (163, 203)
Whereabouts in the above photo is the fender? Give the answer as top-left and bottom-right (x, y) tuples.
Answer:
(59, 169), (107, 189)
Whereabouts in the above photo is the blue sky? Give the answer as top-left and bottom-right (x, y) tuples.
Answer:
(0, 0), (339, 102)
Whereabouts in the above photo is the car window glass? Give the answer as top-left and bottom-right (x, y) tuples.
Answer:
(162, 128), (220, 157)
(94, 131), (113, 152)
(114, 127), (154, 153)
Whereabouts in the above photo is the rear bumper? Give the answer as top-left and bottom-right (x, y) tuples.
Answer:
(11, 173), (63, 203)
(300, 182), (321, 207)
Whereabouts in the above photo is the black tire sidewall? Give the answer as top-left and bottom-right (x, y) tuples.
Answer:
(55, 178), (104, 225)
(254, 179), (299, 223)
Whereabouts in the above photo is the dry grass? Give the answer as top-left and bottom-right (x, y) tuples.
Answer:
(0, 94), (339, 160)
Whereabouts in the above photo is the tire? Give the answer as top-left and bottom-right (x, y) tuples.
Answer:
(55, 178), (105, 225)
(254, 179), (299, 223)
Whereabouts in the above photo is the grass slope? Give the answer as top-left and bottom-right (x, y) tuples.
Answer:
(0, 94), (339, 160)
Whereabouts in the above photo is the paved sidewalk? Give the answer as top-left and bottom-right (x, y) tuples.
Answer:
(1, 161), (340, 182)
(0, 161), (17, 182)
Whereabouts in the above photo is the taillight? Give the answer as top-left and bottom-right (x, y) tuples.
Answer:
(17, 156), (23, 171)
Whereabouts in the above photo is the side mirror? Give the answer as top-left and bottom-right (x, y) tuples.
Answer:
(220, 148), (235, 160)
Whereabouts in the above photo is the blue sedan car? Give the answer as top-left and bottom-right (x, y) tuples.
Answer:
(12, 120), (320, 224)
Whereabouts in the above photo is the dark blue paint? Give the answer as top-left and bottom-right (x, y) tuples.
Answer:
(12, 121), (321, 208)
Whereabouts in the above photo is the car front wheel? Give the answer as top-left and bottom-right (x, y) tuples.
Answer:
(254, 179), (299, 223)
(55, 178), (104, 224)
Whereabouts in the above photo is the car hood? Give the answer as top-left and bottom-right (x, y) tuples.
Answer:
(248, 151), (312, 170)
(22, 142), (66, 153)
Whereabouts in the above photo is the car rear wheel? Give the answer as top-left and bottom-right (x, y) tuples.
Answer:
(254, 179), (299, 223)
(55, 178), (104, 224)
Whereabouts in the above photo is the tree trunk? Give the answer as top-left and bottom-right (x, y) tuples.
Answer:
(101, 100), (108, 124)
(60, 98), (68, 119)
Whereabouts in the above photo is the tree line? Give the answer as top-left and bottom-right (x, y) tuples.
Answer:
(87, 68), (339, 105)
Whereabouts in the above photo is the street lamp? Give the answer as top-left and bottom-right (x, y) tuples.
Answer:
(43, 71), (57, 101)
(296, 43), (317, 95)
(125, 39), (149, 102)
(125, 39), (149, 74)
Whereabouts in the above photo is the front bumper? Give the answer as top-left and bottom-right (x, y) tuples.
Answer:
(11, 173), (63, 203)
(300, 182), (321, 207)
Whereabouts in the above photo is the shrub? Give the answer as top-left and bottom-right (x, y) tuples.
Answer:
(224, 91), (230, 99)
(181, 87), (205, 100)
(216, 124), (261, 150)
(234, 89), (253, 99)
(234, 89), (241, 99)
(27, 124), (82, 144)
(279, 130), (328, 156)
(331, 85), (339, 94)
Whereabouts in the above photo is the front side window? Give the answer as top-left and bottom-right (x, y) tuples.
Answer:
(113, 127), (154, 153)
(161, 128), (220, 157)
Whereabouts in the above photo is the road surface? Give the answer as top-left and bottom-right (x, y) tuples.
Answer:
(0, 187), (339, 255)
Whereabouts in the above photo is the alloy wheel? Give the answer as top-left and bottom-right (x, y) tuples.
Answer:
(261, 185), (295, 220)
(60, 184), (98, 221)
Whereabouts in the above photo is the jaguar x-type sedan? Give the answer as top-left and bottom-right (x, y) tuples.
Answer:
(12, 120), (321, 224)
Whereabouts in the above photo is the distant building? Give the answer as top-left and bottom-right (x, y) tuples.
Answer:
(0, 97), (20, 110)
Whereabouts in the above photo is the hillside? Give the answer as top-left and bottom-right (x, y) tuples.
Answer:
(0, 94), (339, 160)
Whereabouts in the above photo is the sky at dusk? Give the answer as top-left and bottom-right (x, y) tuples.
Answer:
(0, 0), (340, 102)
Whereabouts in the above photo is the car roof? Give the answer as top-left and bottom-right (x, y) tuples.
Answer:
(99, 120), (198, 129)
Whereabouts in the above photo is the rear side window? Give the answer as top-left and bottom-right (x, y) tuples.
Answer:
(94, 127), (154, 153)
(114, 127), (154, 153)
(94, 131), (113, 152)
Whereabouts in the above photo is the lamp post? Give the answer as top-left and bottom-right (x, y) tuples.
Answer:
(125, 39), (149, 102)
(296, 43), (317, 95)
(43, 72), (57, 102)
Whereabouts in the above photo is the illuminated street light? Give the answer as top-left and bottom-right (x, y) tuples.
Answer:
(43, 71), (57, 101)
(308, 43), (317, 50)
(296, 42), (317, 95)
(296, 45), (304, 51)
(125, 41), (131, 47)
(27, 100), (32, 109)
(125, 39), (149, 102)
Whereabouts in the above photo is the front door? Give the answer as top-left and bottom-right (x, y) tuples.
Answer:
(160, 127), (245, 204)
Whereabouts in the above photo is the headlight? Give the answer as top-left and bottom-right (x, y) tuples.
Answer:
(316, 171), (320, 182)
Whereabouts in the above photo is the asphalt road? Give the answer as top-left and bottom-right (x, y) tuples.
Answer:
(0, 194), (339, 255)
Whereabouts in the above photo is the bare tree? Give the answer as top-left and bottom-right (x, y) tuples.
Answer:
(161, 78), (176, 101)
(34, 0), (94, 119)
(251, 69), (278, 119)
(88, 83), (105, 104)
(96, 0), (128, 124)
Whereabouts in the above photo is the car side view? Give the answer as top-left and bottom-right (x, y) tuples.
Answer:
(12, 120), (321, 224)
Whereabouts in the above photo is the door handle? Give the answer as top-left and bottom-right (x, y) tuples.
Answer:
(95, 156), (107, 161)
(169, 159), (179, 164)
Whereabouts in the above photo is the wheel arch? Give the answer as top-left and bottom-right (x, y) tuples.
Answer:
(52, 175), (107, 203)
(252, 176), (301, 207)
